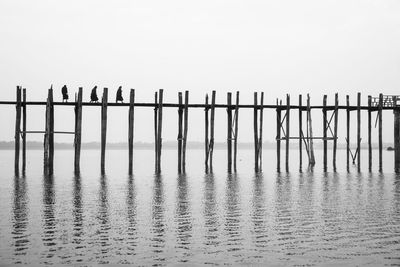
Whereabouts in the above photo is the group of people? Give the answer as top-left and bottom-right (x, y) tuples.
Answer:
(61, 85), (124, 103)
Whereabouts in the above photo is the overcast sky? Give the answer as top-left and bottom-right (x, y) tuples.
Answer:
(0, 0), (399, 144)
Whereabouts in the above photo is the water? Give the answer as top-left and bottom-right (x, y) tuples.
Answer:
(1, 148), (400, 266)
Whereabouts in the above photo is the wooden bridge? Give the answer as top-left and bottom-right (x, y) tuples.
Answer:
(2, 86), (400, 176)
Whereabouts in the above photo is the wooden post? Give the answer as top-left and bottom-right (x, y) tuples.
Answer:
(157, 89), (163, 173)
(394, 96), (400, 173)
(276, 99), (281, 172)
(285, 94), (290, 172)
(333, 93), (338, 171)
(299, 94), (302, 171)
(209, 91), (216, 172)
(178, 92), (183, 173)
(14, 86), (21, 175)
(368, 95), (372, 172)
(357, 92), (361, 172)
(254, 92), (259, 172)
(128, 89), (135, 175)
(346, 95), (350, 170)
(101, 88), (108, 174)
(204, 94), (209, 173)
(323, 95), (327, 171)
(234, 91), (239, 173)
(22, 88), (26, 173)
(74, 87), (83, 174)
(44, 93), (50, 172)
(259, 92), (264, 172)
(227, 92), (232, 173)
(182, 91), (189, 173)
(307, 94), (315, 166)
(48, 88), (54, 175)
(378, 93), (383, 172)
(154, 91), (158, 172)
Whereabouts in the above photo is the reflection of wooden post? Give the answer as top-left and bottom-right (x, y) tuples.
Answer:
(394, 97), (400, 173)
(156, 89), (163, 173)
(276, 99), (281, 172)
(259, 92), (264, 172)
(285, 94), (290, 172)
(333, 93), (338, 171)
(178, 92), (183, 173)
(182, 91), (188, 173)
(254, 92), (258, 172)
(14, 86), (22, 175)
(357, 92), (361, 172)
(128, 89), (135, 175)
(74, 87), (83, 174)
(227, 92), (232, 173)
(22, 88), (27, 173)
(204, 94), (209, 173)
(368, 95), (372, 172)
(378, 93), (383, 172)
(323, 95), (327, 171)
(101, 88), (108, 174)
(298, 95), (302, 171)
(234, 91), (239, 173)
(49, 88), (54, 175)
(346, 95), (350, 170)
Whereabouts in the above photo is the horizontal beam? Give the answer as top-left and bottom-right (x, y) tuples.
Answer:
(21, 131), (75, 134)
(276, 137), (337, 140)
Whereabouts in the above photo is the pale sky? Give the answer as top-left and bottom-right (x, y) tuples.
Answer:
(0, 0), (399, 144)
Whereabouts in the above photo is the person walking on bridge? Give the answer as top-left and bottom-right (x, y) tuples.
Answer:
(116, 86), (123, 103)
(61, 85), (68, 102)
(90, 86), (99, 103)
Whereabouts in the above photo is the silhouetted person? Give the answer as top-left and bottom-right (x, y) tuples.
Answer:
(90, 86), (99, 103)
(116, 86), (123, 103)
(61, 85), (68, 102)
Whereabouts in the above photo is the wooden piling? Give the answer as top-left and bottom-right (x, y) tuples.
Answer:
(368, 95), (372, 172)
(346, 95), (350, 170)
(333, 93), (338, 171)
(357, 92), (361, 172)
(154, 92), (158, 171)
(234, 91), (240, 172)
(254, 92), (259, 172)
(74, 87), (83, 174)
(182, 91), (189, 173)
(156, 89), (163, 173)
(128, 89), (135, 175)
(323, 95), (327, 171)
(178, 92), (183, 173)
(44, 93), (50, 171)
(227, 92), (232, 173)
(48, 88), (54, 175)
(14, 86), (21, 175)
(307, 94), (315, 166)
(204, 94), (209, 173)
(259, 92), (264, 172)
(22, 88), (26, 173)
(299, 95), (302, 171)
(285, 94), (290, 172)
(101, 88), (108, 174)
(209, 91), (216, 172)
(276, 99), (281, 172)
(394, 96), (400, 173)
(378, 93), (383, 172)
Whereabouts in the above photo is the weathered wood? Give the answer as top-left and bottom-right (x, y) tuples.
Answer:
(48, 88), (54, 175)
(154, 92), (158, 172)
(323, 95), (327, 171)
(254, 92), (258, 172)
(74, 87), (83, 174)
(156, 89), (163, 173)
(357, 92), (361, 172)
(346, 95), (350, 170)
(299, 94), (302, 171)
(227, 92), (232, 173)
(101, 88), (108, 174)
(44, 92), (50, 172)
(14, 86), (21, 175)
(22, 88), (26, 173)
(259, 92), (264, 172)
(204, 94), (209, 173)
(209, 91), (216, 172)
(285, 94), (290, 172)
(234, 91), (239, 172)
(128, 89), (135, 175)
(378, 93), (383, 172)
(394, 97), (400, 173)
(178, 92), (183, 173)
(276, 98), (281, 172)
(307, 94), (315, 166)
(368, 95), (372, 172)
(182, 91), (189, 173)
(333, 93), (338, 171)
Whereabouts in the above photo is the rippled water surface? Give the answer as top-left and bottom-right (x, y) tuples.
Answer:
(1, 149), (400, 266)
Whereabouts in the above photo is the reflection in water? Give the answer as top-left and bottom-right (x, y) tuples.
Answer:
(126, 175), (137, 255)
(251, 173), (267, 249)
(41, 174), (57, 263)
(12, 175), (29, 264)
(72, 174), (84, 261)
(203, 173), (220, 253)
(174, 174), (193, 262)
(96, 174), (111, 263)
(151, 174), (166, 264)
